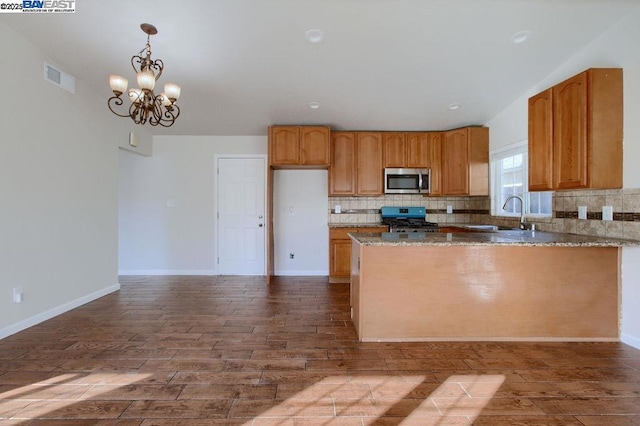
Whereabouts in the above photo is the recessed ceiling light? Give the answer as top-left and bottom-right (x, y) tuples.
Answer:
(448, 103), (460, 111)
(305, 29), (324, 43)
(309, 102), (321, 109)
(511, 30), (532, 44)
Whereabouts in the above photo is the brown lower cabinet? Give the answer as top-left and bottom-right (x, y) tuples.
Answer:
(329, 226), (388, 283)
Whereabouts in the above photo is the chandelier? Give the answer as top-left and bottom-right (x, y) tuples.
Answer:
(108, 23), (181, 127)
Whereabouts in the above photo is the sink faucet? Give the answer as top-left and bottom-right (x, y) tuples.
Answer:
(502, 195), (527, 229)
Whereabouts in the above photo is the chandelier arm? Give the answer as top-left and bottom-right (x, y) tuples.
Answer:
(108, 96), (136, 118)
(150, 59), (164, 81)
(156, 110), (177, 127)
(130, 101), (150, 125)
(131, 55), (144, 74)
(148, 97), (179, 127)
(147, 97), (163, 126)
(168, 104), (180, 120)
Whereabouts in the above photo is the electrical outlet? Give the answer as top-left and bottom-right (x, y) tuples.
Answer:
(602, 206), (613, 221)
(289, 253), (294, 259)
(446, 205), (453, 214)
(578, 206), (587, 220)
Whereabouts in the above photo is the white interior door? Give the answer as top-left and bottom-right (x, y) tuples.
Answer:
(217, 157), (266, 275)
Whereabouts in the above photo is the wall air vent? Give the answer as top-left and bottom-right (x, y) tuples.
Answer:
(44, 62), (76, 94)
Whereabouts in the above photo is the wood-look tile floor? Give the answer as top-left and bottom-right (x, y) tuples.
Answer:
(1, 276), (640, 425)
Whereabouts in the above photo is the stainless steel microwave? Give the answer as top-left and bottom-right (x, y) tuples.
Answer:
(384, 168), (430, 194)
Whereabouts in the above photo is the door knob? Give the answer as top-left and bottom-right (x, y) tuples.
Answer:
(259, 224), (263, 227)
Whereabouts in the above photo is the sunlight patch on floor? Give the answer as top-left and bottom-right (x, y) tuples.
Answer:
(240, 374), (505, 423)
(1, 373), (154, 420)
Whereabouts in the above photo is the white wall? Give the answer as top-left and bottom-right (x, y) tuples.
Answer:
(118, 136), (266, 274)
(622, 247), (640, 348)
(0, 22), (149, 338)
(485, 8), (640, 348)
(273, 170), (329, 275)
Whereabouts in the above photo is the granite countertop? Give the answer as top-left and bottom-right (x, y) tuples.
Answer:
(329, 222), (388, 228)
(349, 230), (640, 247)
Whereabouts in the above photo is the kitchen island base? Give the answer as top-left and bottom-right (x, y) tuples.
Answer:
(350, 242), (620, 342)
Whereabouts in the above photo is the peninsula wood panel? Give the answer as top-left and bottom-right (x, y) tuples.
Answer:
(351, 243), (619, 341)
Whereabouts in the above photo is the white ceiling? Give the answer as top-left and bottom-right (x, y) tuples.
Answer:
(2, 0), (639, 136)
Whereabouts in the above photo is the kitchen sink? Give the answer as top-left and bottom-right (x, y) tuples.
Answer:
(463, 225), (520, 231)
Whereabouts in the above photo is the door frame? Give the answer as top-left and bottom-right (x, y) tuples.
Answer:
(214, 154), (268, 275)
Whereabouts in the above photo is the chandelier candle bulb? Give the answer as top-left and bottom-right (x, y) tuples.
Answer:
(164, 83), (181, 102)
(109, 75), (128, 95)
(136, 69), (156, 91)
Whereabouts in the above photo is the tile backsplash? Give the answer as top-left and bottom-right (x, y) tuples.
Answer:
(328, 195), (490, 225)
(328, 188), (640, 241)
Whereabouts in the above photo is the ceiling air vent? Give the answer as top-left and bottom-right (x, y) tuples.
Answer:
(44, 62), (75, 94)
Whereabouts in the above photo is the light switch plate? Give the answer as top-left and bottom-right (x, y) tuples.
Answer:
(602, 206), (613, 221)
(578, 206), (587, 220)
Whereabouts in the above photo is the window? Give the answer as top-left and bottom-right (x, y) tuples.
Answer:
(491, 142), (552, 218)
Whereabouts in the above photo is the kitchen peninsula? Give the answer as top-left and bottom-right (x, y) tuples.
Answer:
(349, 230), (637, 342)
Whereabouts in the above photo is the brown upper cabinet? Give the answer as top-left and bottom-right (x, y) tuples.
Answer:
(528, 68), (622, 191)
(423, 132), (443, 196)
(528, 88), (554, 191)
(268, 126), (330, 167)
(383, 132), (432, 168)
(403, 132), (443, 195)
(406, 133), (432, 169)
(329, 132), (357, 195)
(442, 127), (489, 196)
(383, 132), (408, 167)
(329, 132), (383, 196)
(356, 133), (384, 196)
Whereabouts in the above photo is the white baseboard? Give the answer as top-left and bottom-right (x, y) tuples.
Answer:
(274, 270), (329, 276)
(621, 332), (640, 350)
(0, 283), (121, 340)
(118, 269), (217, 276)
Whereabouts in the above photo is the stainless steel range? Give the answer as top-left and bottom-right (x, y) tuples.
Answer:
(381, 206), (439, 233)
